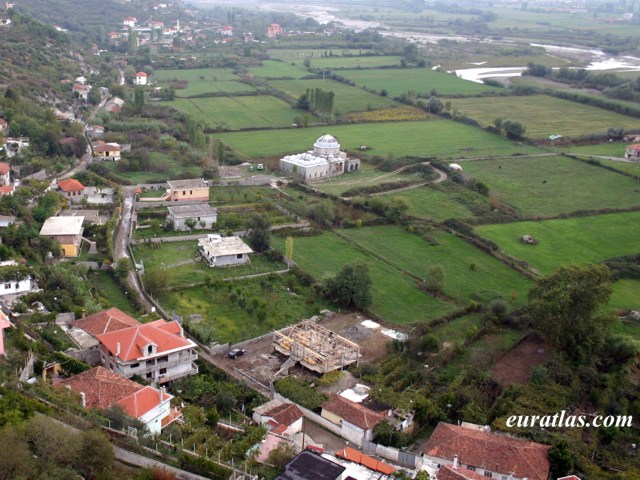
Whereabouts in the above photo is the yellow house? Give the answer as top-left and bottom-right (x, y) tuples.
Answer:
(39, 216), (84, 257)
(94, 143), (122, 160)
(165, 178), (209, 201)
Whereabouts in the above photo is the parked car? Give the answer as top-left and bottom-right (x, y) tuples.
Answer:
(228, 348), (246, 359)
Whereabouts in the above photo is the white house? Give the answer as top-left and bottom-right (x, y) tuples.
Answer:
(320, 395), (385, 447)
(167, 204), (217, 231)
(279, 134), (360, 183)
(123, 16), (137, 28)
(197, 234), (253, 268)
(135, 72), (148, 86)
(253, 399), (304, 435)
(0, 263), (34, 297)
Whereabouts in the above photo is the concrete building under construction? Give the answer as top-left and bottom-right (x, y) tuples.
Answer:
(273, 320), (360, 374)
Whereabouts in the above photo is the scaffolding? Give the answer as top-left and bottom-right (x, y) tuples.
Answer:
(273, 320), (360, 374)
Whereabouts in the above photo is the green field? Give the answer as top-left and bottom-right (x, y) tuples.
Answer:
(249, 60), (310, 79)
(269, 79), (398, 113)
(449, 95), (640, 139)
(476, 211), (640, 275)
(386, 184), (479, 221)
(89, 270), (138, 314)
(563, 144), (627, 156)
(461, 155), (640, 216)
(101, 152), (202, 184)
(340, 226), (532, 305)
(274, 232), (457, 324)
(133, 241), (286, 289)
(154, 68), (253, 96)
(607, 280), (640, 316)
(340, 68), (500, 97)
(431, 313), (485, 345)
(212, 120), (543, 160)
(311, 163), (424, 196)
(168, 96), (297, 130)
(269, 49), (402, 68)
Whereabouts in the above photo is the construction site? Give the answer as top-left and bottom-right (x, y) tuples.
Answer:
(272, 320), (361, 374)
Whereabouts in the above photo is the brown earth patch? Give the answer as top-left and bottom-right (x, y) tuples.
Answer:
(491, 334), (550, 387)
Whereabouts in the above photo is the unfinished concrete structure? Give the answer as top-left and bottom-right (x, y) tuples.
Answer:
(273, 320), (360, 374)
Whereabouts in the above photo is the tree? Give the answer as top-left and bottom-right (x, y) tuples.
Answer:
(266, 442), (296, 470)
(245, 214), (271, 253)
(501, 119), (526, 139)
(548, 441), (574, 479)
(426, 265), (445, 294)
(184, 218), (197, 232)
(528, 264), (613, 364)
(114, 258), (133, 279)
(323, 262), (372, 310)
(144, 269), (168, 296)
(134, 86), (146, 111)
(76, 429), (114, 480)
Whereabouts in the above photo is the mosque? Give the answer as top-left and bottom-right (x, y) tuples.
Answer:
(279, 134), (360, 183)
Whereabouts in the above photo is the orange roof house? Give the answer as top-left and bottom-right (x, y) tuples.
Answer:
(422, 423), (550, 480)
(0, 161), (10, 186)
(58, 178), (85, 203)
(59, 366), (179, 434)
(72, 307), (140, 337)
(626, 143), (640, 159)
(94, 142), (121, 160)
(336, 447), (397, 475)
(437, 464), (487, 480)
(321, 395), (385, 447)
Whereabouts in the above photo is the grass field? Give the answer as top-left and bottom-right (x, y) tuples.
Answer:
(340, 68), (500, 97)
(273, 232), (457, 324)
(476, 211), (640, 275)
(269, 49), (402, 68)
(212, 120), (544, 160)
(154, 68), (253, 96)
(386, 184), (478, 221)
(461, 155), (640, 216)
(449, 95), (640, 139)
(89, 270), (138, 314)
(168, 96), (297, 130)
(249, 60), (310, 79)
(340, 226), (532, 305)
(133, 241), (286, 289)
(159, 273), (328, 343)
(563, 144), (627, 156)
(268, 79), (399, 113)
(311, 163), (424, 196)
(101, 152), (202, 184)
(607, 280), (640, 316)
(431, 313), (485, 345)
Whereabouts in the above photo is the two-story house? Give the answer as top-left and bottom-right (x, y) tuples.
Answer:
(39, 216), (84, 257)
(165, 178), (209, 201)
(57, 178), (86, 204)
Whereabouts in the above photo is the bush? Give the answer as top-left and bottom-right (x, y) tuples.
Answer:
(274, 377), (328, 411)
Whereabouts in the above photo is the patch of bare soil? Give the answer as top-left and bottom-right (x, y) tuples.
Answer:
(491, 334), (549, 387)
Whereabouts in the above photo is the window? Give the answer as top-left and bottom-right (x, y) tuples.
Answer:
(159, 367), (167, 375)
(130, 363), (139, 369)
(467, 466), (476, 471)
(4, 283), (9, 289)
(483, 472), (493, 478)
(146, 372), (152, 379)
(157, 355), (168, 364)
(147, 345), (154, 355)
(237, 254), (243, 259)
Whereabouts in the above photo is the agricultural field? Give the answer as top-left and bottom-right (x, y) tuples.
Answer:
(607, 280), (640, 318)
(167, 96), (297, 130)
(133, 241), (286, 289)
(273, 231), (457, 324)
(339, 68), (501, 97)
(154, 68), (253, 96)
(312, 163), (425, 196)
(249, 60), (309, 79)
(268, 79), (399, 113)
(340, 225), (532, 305)
(386, 184), (479, 221)
(344, 106), (431, 123)
(475, 211), (640, 275)
(100, 152), (202, 184)
(562, 143), (628, 156)
(160, 273), (329, 343)
(431, 313), (485, 346)
(461, 155), (640, 217)
(269, 49), (402, 68)
(449, 95), (640, 139)
(88, 270), (138, 315)
(212, 120), (544, 160)
(209, 185), (284, 205)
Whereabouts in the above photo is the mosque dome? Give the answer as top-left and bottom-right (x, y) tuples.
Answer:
(313, 134), (340, 154)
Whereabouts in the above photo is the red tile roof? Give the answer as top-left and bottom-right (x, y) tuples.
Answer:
(94, 143), (121, 153)
(60, 137), (78, 145)
(96, 319), (193, 362)
(628, 144), (640, 151)
(0, 118), (7, 127)
(422, 423), (550, 480)
(321, 395), (385, 431)
(117, 385), (171, 418)
(58, 178), (85, 192)
(264, 402), (303, 427)
(136, 72), (147, 77)
(336, 447), (396, 475)
(72, 307), (140, 337)
(558, 476), (582, 480)
(0, 186), (13, 195)
(437, 465), (486, 480)
(0, 162), (9, 174)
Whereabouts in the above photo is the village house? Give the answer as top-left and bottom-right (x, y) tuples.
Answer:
(0, 215), (14, 227)
(86, 125), (105, 138)
(267, 23), (283, 38)
(94, 142), (122, 160)
(59, 366), (181, 434)
(0, 117), (7, 133)
(123, 16), (137, 28)
(321, 394), (385, 447)
(197, 234), (253, 268)
(57, 178), (85, 204)
(279, 134), (360, 183)
(421, 422), (550, 480)
(0, 186), (12, 196)
(39, 216), (84, 257)
(436, 464), (487, 480)
(167, 204), (217, 231)
(2, 137), (29, 158)
(277, 451), (345, 480)
(335, 447), (397, 478)
(0, 262), (34, 298)
(72, 83), (92, 101)
(253, 399), (304, 435)
(625, 144), (640, 159)
(135, 72), (148, 86)
(220, 25), (233, 36)
(0, 162), (10, 186)
(165, 178), (209, 201)
(0, 309), (10, 356)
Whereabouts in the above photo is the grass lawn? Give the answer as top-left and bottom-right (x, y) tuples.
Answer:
(88, 270), (138, 314)
(154, 68), (252, 96)
(476, 211), (640, 275)
(340, 68), (500, 97)
(449, 95), (640, 139)
(167, 96), (298, 130)
(249, 60), (309, 79)
(268, 79), (398, 113)
(562, 143), (627, 156)
(269, 49), (402, 68)
(133, 241), (286, 289)
(159, 273), (328, 343)
(461, 155), (640, 216)
(101, 152), (202, 184)
(340, 226), (532, 306)
(311, 163), (423, 196)
(431, 313), (485, 345)
(212, 120), (544, 160)
(387, 184), (478, 221)
(273, 232), (457, 324)
(210, 185), (284, 205)
(607, 279), (640, 315)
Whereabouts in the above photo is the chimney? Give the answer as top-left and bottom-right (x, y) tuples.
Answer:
(159, 386), (165, 402)
(80, 391), (86, 408)
(453, 455), (459, 470)
(116, 342), (121, 357)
